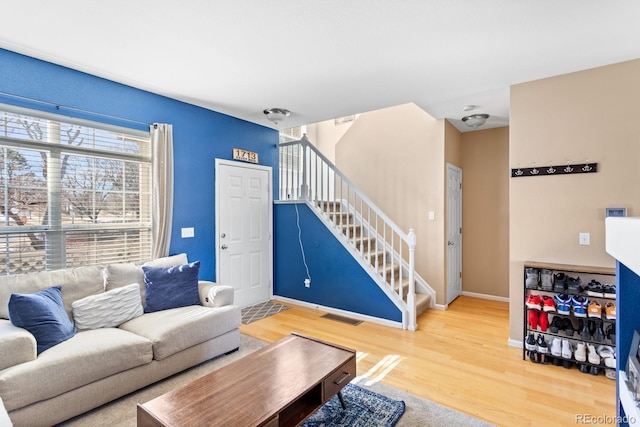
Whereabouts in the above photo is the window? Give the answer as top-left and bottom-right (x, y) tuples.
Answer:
(0, 104), (152, 275)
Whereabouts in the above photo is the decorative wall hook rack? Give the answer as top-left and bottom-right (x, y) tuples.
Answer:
(511, 162), (598, 178)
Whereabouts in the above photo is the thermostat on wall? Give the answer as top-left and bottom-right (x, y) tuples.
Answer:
(606, 207), (627, 217)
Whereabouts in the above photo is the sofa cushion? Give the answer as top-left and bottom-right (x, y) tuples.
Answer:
(8, 287), (77, 354)
(72, 283), (144, 330)
(119, 304), (241, 361)
(142, 261), (201, 313)
(143, 253), (188, 268)
(104, 262), (146, 302)
(0, 327), (153, 412)
(0, 319), (36, 371)
(0, 265), (104, 320)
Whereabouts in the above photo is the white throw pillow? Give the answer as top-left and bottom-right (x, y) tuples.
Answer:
(143, 253), (188, 268)
(72, 283), (144, 330)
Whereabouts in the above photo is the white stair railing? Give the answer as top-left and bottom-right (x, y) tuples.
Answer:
(279, 135), (417, 330)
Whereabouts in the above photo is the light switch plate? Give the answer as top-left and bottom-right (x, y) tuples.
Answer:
(181, 227), (195, 238)
(579, 232), (590, 246)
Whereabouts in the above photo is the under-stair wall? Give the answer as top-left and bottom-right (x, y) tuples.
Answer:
(273, 202), (403, 325)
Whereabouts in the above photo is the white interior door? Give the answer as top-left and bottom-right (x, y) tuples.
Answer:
(216, 159), (272, 307)
(446, 164), (462, 305)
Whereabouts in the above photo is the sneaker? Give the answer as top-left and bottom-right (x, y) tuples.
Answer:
(605, 302), (616, 320)
(590, 365), (601, 376)
(536, 335), (549, 364)
(538, 311), (549, 332)
(542, 296), (556, 312)
(550, 338), (562, 357)
(562, 318), (575, 337)
(525, 333), (537, 351)
(593, 321), (605, 343)
(579, 320), (591, 341)
(554, 293), (571, 315)
(579, 363), (590, 374)
(586, 280), (604, 297)
(571, 295), (589, 318)
(597, 345), (616, 368)
(603, 284), (616, 299)
(525, 268), (540, 289)
(605, 368), (616, 380)
(561, 339), (573, 359)
(550, 316), (563, 333)
(587, 344), (601, 365)
(553, 273), (567, 292)
(587, 300), (602, 318)
(606, 322), (616, 343)
(540, 269), (553, 291)
(526, 294), (541, 310)
(528, 309), (539, 330)
(566, 276), (582, 294)
(575, 342), (587, 362)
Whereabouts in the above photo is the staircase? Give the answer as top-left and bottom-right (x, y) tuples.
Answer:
(279, 135), (434, 330)
(318, 201), (431, 318)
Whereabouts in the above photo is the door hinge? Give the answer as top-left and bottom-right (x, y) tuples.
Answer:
(459, 227), (462, 234)
(459, 271), (462, 279)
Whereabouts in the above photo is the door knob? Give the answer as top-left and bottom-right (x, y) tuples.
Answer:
(448, 241), (454, 246)
(221, 233), (226, 238)
(221, 244), (228, 250)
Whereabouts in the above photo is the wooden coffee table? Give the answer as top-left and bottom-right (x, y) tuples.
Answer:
(137, 333), (356, 427)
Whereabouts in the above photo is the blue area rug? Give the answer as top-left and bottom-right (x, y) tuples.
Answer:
(302, 383), (405, 427)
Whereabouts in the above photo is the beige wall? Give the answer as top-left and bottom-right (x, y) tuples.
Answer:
(509, 59), (640, 341)
(305, 118), (355, 163)
(461, 127), (510, 298)
(335, 103), (448, 304)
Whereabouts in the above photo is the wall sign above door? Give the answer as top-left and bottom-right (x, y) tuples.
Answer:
(233, 148), (259, 164)
(511, 163), (598, 178)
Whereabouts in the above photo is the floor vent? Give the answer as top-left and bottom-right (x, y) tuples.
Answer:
(321, 313), (362, 326)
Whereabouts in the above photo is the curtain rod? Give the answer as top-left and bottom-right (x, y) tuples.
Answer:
(0, 90), (153, 127)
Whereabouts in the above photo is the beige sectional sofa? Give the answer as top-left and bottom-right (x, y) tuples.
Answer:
(0, 254), (241, 427)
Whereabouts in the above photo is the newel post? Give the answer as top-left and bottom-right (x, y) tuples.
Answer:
(407, 228), (417, 331)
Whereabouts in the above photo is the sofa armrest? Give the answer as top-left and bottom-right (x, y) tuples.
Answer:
(198, 281), (234, 307)
(0, 320), (36, 371)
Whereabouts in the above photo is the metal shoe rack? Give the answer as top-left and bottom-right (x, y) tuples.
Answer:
(522, 261), (616, 375)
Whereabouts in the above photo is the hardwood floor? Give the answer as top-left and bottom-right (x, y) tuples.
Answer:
(240, 296), (616, 427)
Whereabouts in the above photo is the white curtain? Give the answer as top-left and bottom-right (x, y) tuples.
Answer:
(150, 123), (174, 259)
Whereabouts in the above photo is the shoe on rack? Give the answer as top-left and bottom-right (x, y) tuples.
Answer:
(538, 311), (549, 332)
(536, 335), (549, 364)
(525, 268), (540, 289)
(561, 339), (573, 359)
(529, 349), (539, 363)
(605, 368), (616, 380)
(590, 365), (601, 376)
(541, 296), (556, 312)
(571, 295), (589, 318)
(550, 338), (562, 357)
(606, 322), (616, 344)
(605, 302), (616, 320)
(550, 316), (563, 333)
(526, 294), (541, 310)
(603, 284), (616, 299)
(587, 344), (601, 365)
(553, 273), (567, 292)
(587, 300), (602, 318)
(540, 269), (554, 291)
(554, 293), (571, 315)
(597, 345), (616, 368)
(528, 309), (539, 330)
(575, 342), (587, 362)
(562, 318), (575, 337)
(525, 333), (537, 351)
(566, 276), (583, 294)
(579, 364), (590, 374)
(586, 280), (604, 297)
(579, 320), (591, 341)
(562, 359), (573, 369)
(593, 321), (605, 343)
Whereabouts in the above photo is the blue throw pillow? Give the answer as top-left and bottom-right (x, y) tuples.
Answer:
(142, 261), (201, 313)
(8, 286), (77, 354)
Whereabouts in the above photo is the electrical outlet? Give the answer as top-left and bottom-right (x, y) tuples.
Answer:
(304, 278), (311, 288)
(579, 232), (590, 246)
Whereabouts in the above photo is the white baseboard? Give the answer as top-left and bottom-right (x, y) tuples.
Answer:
(274, 296), (404, 329)
(462, 291), (509, 303)
(508, 338), (523, 348)
(432, 303), (447, 311)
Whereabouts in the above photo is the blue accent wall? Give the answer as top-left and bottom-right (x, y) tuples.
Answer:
(274, 202), (402, 322)
(0, 48), (279, 281)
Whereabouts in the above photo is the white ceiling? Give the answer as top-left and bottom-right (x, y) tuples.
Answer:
(1, 1), (639, 132)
